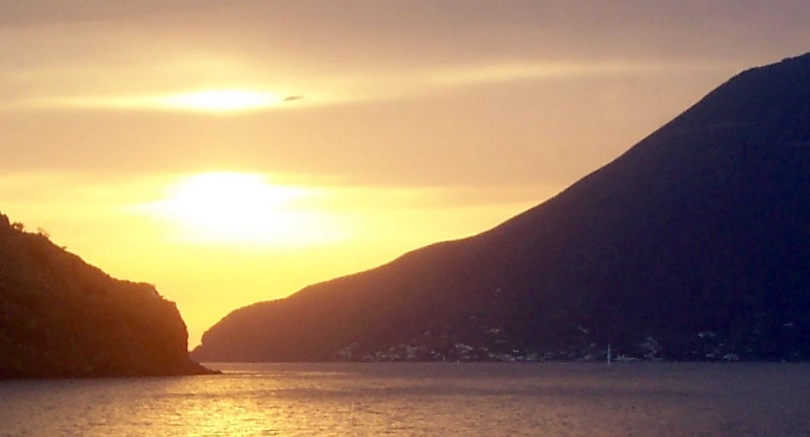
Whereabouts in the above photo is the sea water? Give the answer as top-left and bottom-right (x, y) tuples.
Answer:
(1, 363), (808, 436)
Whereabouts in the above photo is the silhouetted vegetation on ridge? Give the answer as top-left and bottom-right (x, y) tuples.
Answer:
(0, 213), (211, 378)
(193, 52), (810, 363)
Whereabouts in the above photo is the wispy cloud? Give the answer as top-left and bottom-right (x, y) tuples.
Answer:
(11, 89), (309, 113)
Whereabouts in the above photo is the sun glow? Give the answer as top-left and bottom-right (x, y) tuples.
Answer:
(157, 90), (284, 112)
(139, 172), (344, 246)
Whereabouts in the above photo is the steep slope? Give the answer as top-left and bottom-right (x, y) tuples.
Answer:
(0, 213), (211, 377)
(193, 53), (810, 362)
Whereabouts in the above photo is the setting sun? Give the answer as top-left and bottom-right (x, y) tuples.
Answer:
(138, 172), (344, 246)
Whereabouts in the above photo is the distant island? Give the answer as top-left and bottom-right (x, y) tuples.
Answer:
(193, 52), (810, 363)
(0, 213), (212, 378)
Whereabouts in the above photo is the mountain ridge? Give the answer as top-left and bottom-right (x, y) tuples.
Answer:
(193, 52), (810, 363)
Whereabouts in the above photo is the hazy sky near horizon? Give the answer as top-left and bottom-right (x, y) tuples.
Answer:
(2, 0), (809, 346)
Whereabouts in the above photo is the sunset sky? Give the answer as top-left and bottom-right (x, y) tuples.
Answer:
(2, 1), (809, 346)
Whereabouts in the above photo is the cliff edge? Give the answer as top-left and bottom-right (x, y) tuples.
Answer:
(0, 212), (212, 377)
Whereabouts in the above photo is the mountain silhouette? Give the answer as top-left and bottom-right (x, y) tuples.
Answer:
(0, 213), (212, 377)
(193, 53), (810, 362)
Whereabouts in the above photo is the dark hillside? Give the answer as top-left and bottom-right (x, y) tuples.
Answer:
(0, 213), (211, 377)
(193, 53), (810, 362)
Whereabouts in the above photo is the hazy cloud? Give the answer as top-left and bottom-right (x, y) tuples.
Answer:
(2, 0), (809, 186)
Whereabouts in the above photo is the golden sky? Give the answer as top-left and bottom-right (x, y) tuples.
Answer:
(2, 1), (809, 346)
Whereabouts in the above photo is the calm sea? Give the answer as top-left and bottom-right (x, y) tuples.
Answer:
(1, 363), (808, 436)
